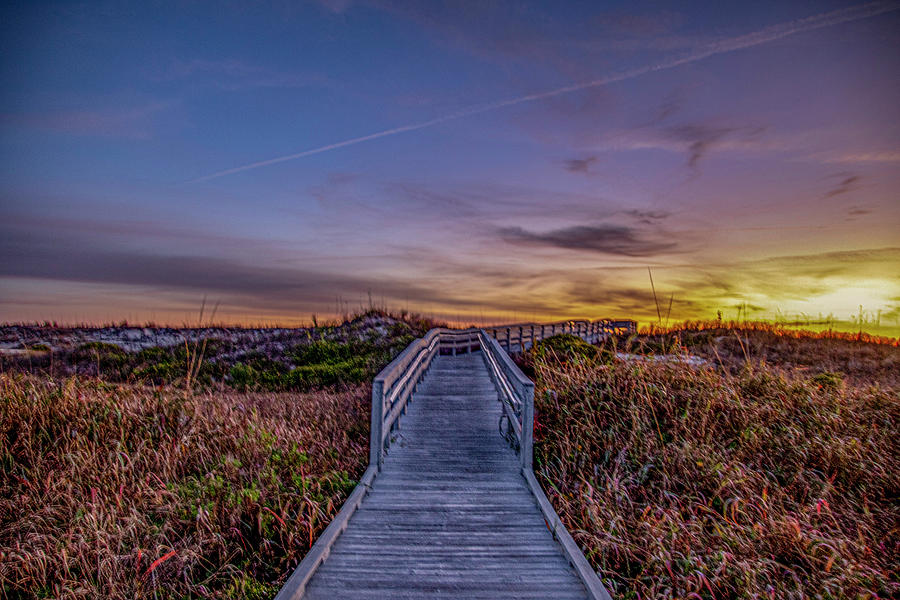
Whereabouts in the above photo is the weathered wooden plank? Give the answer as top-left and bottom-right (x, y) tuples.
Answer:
(298, 352), (591, 599)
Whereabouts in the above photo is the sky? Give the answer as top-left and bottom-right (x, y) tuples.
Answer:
(1, 1), (899, 334)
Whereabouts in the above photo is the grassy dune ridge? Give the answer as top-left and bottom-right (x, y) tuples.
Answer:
(522, 333), (899, 599)
(0, 375), (369, 599)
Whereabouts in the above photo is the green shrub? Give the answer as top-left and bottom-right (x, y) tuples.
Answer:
(292, 340), (357, 365)
(74, 341), (126, 359)
(812, 370), (844, 389)
(533, 334), (613, 365)
(286, 358), (369, 390)
(229, 363), (257, 391)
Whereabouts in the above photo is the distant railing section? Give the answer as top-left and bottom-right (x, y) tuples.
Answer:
(370, 328), (481, 468)
(487, 318), (637, 353)
(369, 319), (636, 467)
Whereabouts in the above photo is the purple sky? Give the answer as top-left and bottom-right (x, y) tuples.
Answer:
(1, 1), (899, 333)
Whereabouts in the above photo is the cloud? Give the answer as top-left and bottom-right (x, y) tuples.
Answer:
(1, 101), (174, 139)
(593, 10), (685, 37)
(664, 124), (766, 171)
(749, 247), (900, 280)
(0, 228), (440, 311)
(824, 173), (861, 199)
(846, 205), (872, 220)
(563, 156), (596, 173)
(665, 247), (900, 310)
(0, 216), (592, 320)
(155, 58), (327, 91)
(623, 209), (670, 225)
(653, 91), (684, 124)
(816, 151), (900, 164)
(499, 224), (678, 257)
(312, 0), (355, 14)
(328, 177), (616, 226)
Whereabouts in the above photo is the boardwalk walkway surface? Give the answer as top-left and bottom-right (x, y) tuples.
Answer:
(304, 352), (587, 599)
(276, 322), (633, 600)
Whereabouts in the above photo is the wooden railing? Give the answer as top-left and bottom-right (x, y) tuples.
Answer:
(370, 328), (481, 468)
(487, 318), (637, 352)
(479, 323), (615, 600)
(277, 321), (624, 600)
(479, 330), (534, 468)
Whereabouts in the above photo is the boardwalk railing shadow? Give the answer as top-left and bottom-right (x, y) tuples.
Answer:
(276, 319), (634, 599)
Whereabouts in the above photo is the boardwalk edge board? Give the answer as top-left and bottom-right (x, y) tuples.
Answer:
(274, 465), (378, 600)
(522, 469), (614, 600)
(275, 319), (635, 599)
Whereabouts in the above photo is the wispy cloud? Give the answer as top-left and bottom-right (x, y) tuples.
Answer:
(192, 1), (899, 181)
(623, 210), (670, 225)
(153, 58), (328, 91)
(665, 124), (767, 171)
(1, 101), (174, 139)
(499, 224), (678, 257)
(563, 156), (596, 173)
(816, 151), (900, 164)
(846, 206), (872, 220)
(588, 123), (770, 170)
(824, 173), (862, 199)
(0, 228), (435, 311)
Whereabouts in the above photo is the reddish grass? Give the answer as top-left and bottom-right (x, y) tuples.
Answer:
(0, 374), (369, 599)
(643, 320), (899, 346)
(628, 323), (900, 388)
(527, 333), (899, 599)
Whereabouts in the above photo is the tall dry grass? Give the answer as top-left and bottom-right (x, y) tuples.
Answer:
(643, 320), (898, 346)
(0, 374), (369, 599)
(527, 336), (899, 599)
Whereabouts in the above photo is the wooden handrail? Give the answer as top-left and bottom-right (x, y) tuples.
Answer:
(279, 320), (625, 599)
(487, 318), (636, 352)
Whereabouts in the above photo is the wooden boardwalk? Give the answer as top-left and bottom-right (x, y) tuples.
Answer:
(276, 323), (626, 600)
(304, 352), (587, 599)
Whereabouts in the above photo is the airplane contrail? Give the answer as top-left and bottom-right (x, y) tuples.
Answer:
(192, 1), (899, 182)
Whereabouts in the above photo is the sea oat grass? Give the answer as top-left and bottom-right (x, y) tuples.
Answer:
(0, 374), (369, 599)
(530, 336), (899, 599)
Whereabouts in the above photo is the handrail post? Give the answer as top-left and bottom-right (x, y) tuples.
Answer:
(506, 327), (511, 350)
(370, 380), (384, 470)
(521, 381), (535, 470)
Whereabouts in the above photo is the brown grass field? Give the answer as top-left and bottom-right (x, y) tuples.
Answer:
(1, 322), (898, 599)
(523, 329), (899, 599)
(0, 376), (369, 599)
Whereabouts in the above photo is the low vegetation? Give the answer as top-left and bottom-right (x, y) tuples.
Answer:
(0, 373), (370, 599)
(1, 310), (436, 391)
(523, 331), (899, 599)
